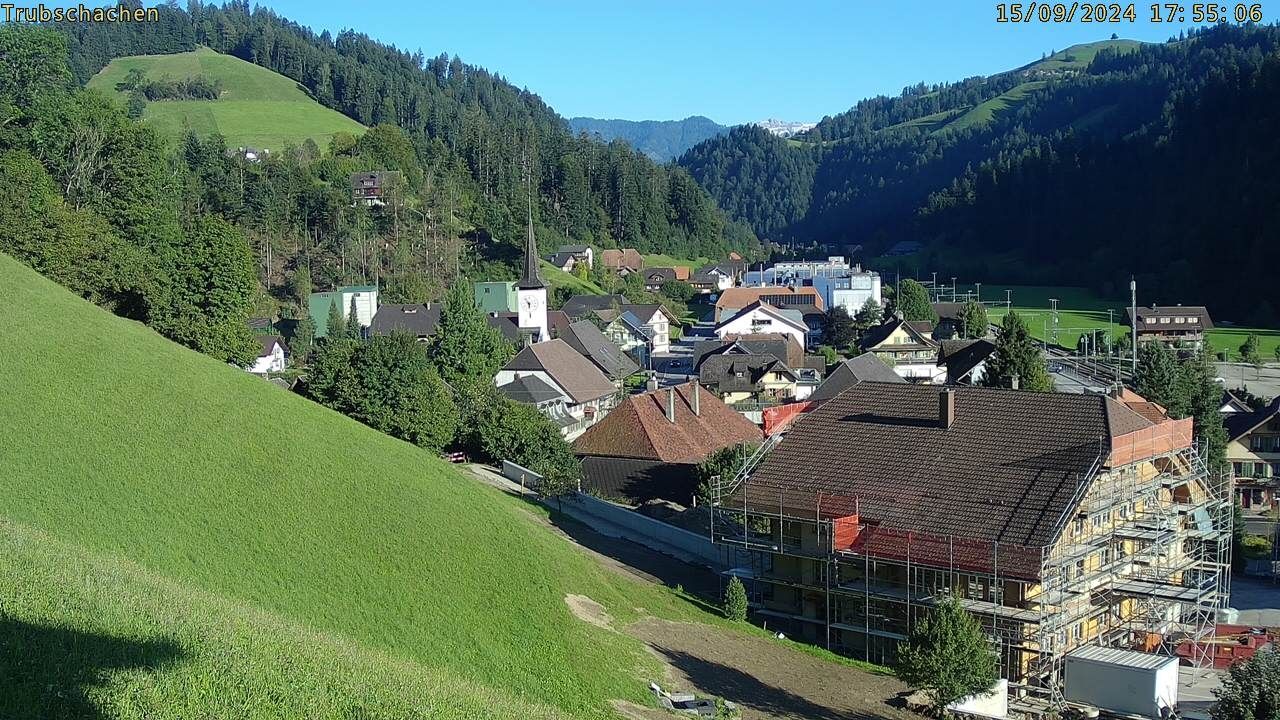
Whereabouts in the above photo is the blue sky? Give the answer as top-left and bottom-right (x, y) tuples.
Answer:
(256, 1), (1271, 124)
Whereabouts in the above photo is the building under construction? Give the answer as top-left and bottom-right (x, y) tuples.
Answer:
(710, 382), (1231, 712)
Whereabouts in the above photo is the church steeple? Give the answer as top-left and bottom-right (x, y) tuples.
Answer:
(518, 206), (544, 290)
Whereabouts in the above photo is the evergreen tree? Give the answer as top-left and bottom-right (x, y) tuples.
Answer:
(723, 576), (748, 622)
(290, 314), (315, 364)
(1240, 334), (1262, 365)
(345, 295), (361, 340)
(822, 305), (857, 349)
(980, 311), (1053, 392)
(853, 297), (883, 330)
(430, 281), (514, 390)
(126, 88), (145, 118)
(1210, 648), (1280, 720)
(325, 298), (344, 341)
(1180, 345), (1229, 474)
(958, 300), (989, 339)
(897, 279), (936, 323)
(1135, 342), (1184, 414)
(896, 595), (998, 714)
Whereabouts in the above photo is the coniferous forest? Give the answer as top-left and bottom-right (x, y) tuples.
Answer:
(679, 25), (1280, 324)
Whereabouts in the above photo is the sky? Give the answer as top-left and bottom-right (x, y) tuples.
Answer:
(254, 1), (1273, 124)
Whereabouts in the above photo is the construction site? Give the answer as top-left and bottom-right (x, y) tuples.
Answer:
(709, 382), (1233, 715)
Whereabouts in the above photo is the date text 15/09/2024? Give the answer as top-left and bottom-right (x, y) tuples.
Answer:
(996, 3), (1264, 23)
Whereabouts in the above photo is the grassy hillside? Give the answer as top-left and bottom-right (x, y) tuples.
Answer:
(87, 47), (365, 150)
(0, 252), (712, 718)
(1017, 39), (1145, 73)
(541, 260), (606, 295)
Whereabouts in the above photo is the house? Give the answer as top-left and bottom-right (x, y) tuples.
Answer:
(494, 339), (618, 440)
(617, 304), (677, 355)
(349, 171), (400, 207)
(698, 354), (801, 418)
(715, 301), (808, 349)
(789, 304), (826, 347)
(559, 319), (640, 383)
(1126, 305), (1214, 347)
(932, 302), (966, 340)
(714, 286), (825, 322)
(369, 303), (441, 341)
(573, 382), (762, 506)
(474, 281), (517, 314)
(807, 352), (904, 403)
(641, 267), (678, 292)
(487, 310), (571, 344)
(1226, 398), (1280, 512)
(558, 244), (594, 269)
(544, 251), (577, 273)
(936, 338), (996, 385)
(308, 285), (379, 338)
(600, 248), (644, 273)
(247, 335), (286, 374)
(708, 383), (1228, 704)
(691, 265), (735, 294)
(1220, 389), (1253, 415)
(694, 333), (805, 372)
(562, 294), (627, 321)
(857, 316), (940, 382)
(601, 311), (654, 368)
(232, 146), (270, 163)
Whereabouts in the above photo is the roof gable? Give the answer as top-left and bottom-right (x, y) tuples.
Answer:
(502, 339), (616, 404)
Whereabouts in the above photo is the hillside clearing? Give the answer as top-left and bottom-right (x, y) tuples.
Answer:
(87, 46), (364, 150)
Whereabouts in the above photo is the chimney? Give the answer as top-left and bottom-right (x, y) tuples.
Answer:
(691, 381), (701, 416)
(939, 388), (956, 430)
(646, 373), (659, 391)
(666, 387), (677, 423)
(1011, 373), (1020, 391)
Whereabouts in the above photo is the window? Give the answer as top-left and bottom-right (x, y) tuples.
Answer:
(1074, 517), (1085, 535)
(1145, 318), (1157, 325)
(1159, 317), (1171, 324)
(1234, 462), (1245, 477)
(1175, 317), (1186, 324)
(1091, 513), (1105, 529)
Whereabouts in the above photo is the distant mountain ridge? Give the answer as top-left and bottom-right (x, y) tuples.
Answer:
(568, 115), (727, 161)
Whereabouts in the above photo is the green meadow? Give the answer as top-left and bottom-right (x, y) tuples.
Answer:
(87, 46), (365, 151)
(0, 252), (725, 718)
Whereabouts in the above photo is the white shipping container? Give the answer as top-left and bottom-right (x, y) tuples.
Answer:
(1064, 646), (1179, 718)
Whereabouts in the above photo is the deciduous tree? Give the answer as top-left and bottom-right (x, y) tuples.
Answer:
(897, 279), (936, 323)
(1210, 648), (1280, 720)
(980, 311), (1053, 392)
(958, 300), (989, 339)
(822, 306), (857, 349)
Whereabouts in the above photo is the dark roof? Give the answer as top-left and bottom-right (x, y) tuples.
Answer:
(932, 302), (965, 321)
(621, 303), (676, 324)
(693, 264), (731, 281)
(693, 334), (803, 370)
(519, 213), (545, 290)
(257, 334), (284, 357)
(497, 374), (564, 405)
(573, 382), (761, 463)
(642, 267), (677, 284)
(559, 320), (640, 378)
(502, 339), (616, 404)
(559, 244), (591, 254)
(698, 355), (797, 394)
(562, 294), (626, 320)
(486, 313), (521, 341)
(937, 338), (996, 383)
(579, 457), (701, 506)
(1126, 305), (1214, 330)
(545, 251), (577, 268)
(807, 352), (904, 402)
(1225, 397), (1280, 441)
(858, 317), (936, 352)
(370, 303), (441, 337)
(740, 383), (1143, 557)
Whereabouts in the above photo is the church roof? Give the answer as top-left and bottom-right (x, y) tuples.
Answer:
(518, 209), (545, 290)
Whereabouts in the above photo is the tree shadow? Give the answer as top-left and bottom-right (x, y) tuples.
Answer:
(649, 644), (891, 720)
(0, 616), (184, 720)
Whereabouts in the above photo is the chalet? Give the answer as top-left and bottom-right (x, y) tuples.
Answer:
(613, 304), (676, 354)
(714, 286), (824, 322)
(693, 333), (804, 372)
(558, 319), (640, 383)
(936, 338), (996, 385)
(369, 303), (441, 341)
(601, 311), (653, 368)
(247, 335), (286, 374)
(931, 302), (966, 340)
(857, 317), (940, 382)
(562, 294), (626, 321)
(308, 285), (378, 338)
(558, 244), (594, 269)
(715, 301), (808, 349)
(698, 354), (800, 416)
(641, 267), (678, 292)
(600, 248), (644, 273)
(1127, 305), (1214, 348)
(349, 171), (400, 207)
(559, 294), (677, 355)
(691, 265), (735, 293)
(709, 383), (1229, 706)
(573, 382), (762, 506)
(1226, 398), (1280, 512)
(544, 251), (578, 272)
(494, 339), (618, 440)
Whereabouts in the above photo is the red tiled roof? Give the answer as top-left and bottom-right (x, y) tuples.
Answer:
(715, 286), (825, 314)
(573, 382), (762, 463)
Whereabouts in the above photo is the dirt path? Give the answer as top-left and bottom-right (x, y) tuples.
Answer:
(626, 618), (915, 720)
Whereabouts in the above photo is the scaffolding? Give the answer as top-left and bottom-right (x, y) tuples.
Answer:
(709, 427), (1232, 716)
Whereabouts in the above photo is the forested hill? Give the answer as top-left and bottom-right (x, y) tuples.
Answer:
(54, 1), (757, 264)
(568, 116), (727, 161)
(678, 27), (1280, 324)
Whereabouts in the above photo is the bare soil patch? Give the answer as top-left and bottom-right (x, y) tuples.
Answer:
(565, 593), (614, 630)
(627, 617), (915, 720)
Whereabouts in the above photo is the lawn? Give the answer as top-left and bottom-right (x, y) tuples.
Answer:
(87, 46), (365, 151)
(0, 252), (727, 718)
(641, 253), (710, 271)
(541, 260), (607, 295)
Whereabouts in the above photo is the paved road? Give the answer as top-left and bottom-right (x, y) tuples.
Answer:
(1217, 362), (1280, 399)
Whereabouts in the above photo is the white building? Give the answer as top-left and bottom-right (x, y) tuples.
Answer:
(247, 336), (286, 375)
(812, 272), (882, 316)
(516, 217), (549, 345)
(310, 285), (379, 338)
(714, 301), (808, 349)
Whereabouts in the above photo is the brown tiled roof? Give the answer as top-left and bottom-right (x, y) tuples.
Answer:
(1126, 305), (1214, 330)
(502, 339), (616, 404)
(715, 286), (825, 314)
(573, 382), (762, 463)
(740, 383), (1124, 553)
(601, 248), (644, 271)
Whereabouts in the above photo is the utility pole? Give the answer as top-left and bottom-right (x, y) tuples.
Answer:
(1049, 298), (1059, 347)
(975, 282), (982, 303)
(950, 277), (957, 302)
(1130, 278), (1138, 377)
